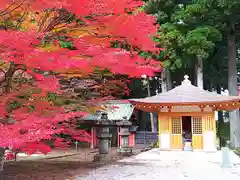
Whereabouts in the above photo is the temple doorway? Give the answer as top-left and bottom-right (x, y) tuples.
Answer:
(182, 116), (192, 151)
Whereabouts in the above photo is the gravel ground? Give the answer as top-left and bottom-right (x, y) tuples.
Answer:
(0, 148), (116, 180)
(78, 149), (240, 180)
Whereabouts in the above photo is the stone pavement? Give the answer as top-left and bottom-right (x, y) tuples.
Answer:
(78, 149), (240, 180)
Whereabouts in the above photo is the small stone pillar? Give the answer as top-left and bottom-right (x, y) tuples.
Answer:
(221, 141), (233, 168)
(93, 112), (112, 163)
(117, 116), (132, 156)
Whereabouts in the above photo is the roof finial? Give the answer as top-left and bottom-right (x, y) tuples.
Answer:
(182, 75), (191, 85)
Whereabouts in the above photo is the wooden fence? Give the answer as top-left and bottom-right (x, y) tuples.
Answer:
(135, 131), (158, 147)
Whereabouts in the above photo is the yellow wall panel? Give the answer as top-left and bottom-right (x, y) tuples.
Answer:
(158, 116), (170, 133)
(212, 116), (217, 147)
(192, 135), (203, 150)
(202, 115), (214, 131)
(171, 135), (182, 150)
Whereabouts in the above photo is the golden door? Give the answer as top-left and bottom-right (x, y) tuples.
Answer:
(191, 116), (203, 150)
(171, 116), (182, 150)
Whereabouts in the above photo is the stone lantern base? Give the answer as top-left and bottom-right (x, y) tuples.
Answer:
(93, 154), (113, 164)
(117, 147), (133, 156)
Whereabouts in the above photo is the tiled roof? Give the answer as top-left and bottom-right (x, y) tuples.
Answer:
(81, 100), (134, 121)
(130, 75), (240, 107)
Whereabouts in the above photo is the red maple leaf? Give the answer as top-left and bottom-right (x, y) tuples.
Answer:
(0, 0), (162, 155)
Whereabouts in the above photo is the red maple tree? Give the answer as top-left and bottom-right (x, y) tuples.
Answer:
(0, 0), (161, 157)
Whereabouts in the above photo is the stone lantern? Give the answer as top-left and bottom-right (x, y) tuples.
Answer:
(93, 112), (113, 163)
(116, 116), (132, 156)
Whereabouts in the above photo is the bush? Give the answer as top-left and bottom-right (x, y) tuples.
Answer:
(149, 141), (159, 148)
(233, 148), (240, 155)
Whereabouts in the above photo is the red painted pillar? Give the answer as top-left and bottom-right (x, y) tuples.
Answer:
(90, 127), (97, 148)
(129, 132), (135, 147)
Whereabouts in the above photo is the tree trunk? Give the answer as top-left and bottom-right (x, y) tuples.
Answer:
(227, 20), (240, 148)
(4, 62), (15, 93)
(195, 58), (203, 89)
(216, 84), (225, 147)
(216, 85), (224, 124)
(147, 78), (155, 132)
(161, 68), (167, 92)
(166, 69), (172, 91)
(0, 147), (5, 171)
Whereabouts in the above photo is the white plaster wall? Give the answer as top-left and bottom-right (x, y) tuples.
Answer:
(203, 131), (216, 152)
(159, 133), (170, 150)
